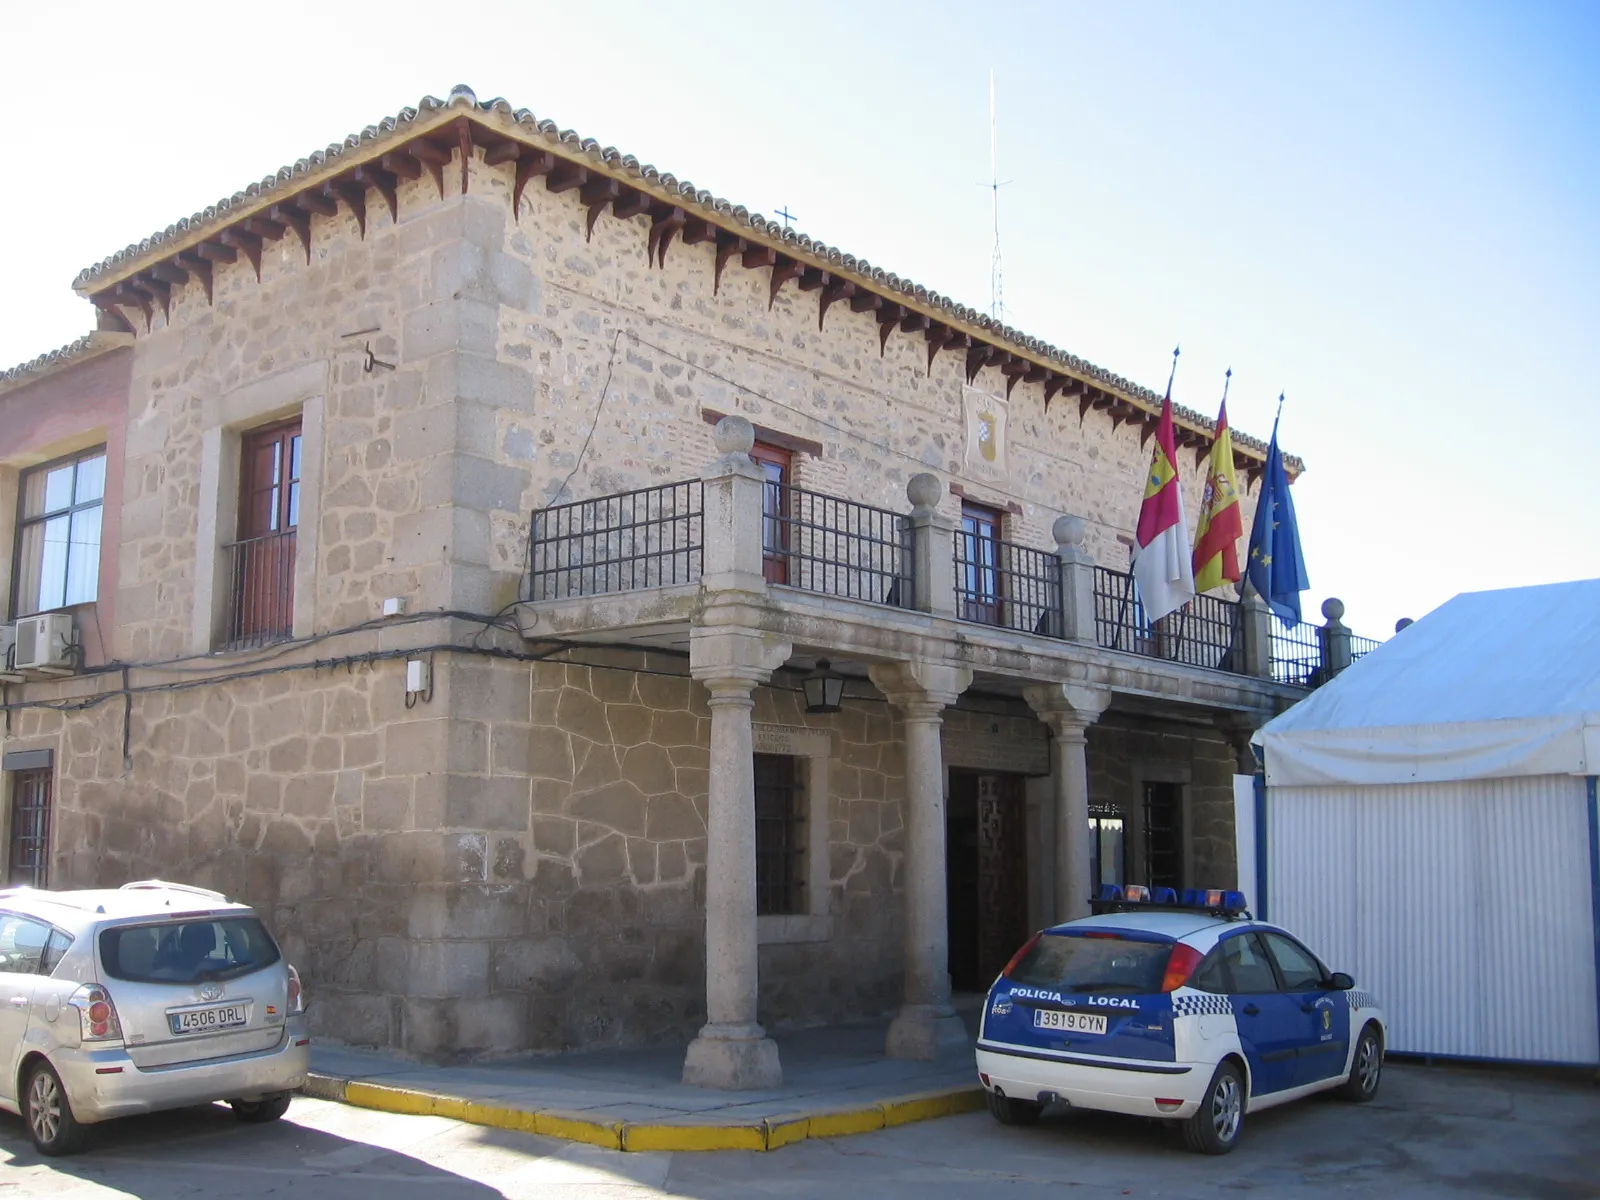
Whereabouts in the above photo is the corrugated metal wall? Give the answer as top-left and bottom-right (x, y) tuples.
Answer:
(1267, 775), (1598, 1065)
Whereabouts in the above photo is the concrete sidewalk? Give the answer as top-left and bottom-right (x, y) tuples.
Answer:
(303, 1017), (983, 1152)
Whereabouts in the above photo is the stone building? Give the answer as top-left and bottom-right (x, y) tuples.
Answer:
(0, 86), (1326, 1079)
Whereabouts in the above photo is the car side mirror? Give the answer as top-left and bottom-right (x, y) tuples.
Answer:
(1327, 972), (1355, 991)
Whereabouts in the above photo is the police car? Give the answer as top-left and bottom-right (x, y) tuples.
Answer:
(974, 886), (1385, 1154)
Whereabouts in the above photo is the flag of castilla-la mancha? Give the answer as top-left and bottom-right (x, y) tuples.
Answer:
(1191, 400), (1244, 593)
(1130, 391), (1195, 623)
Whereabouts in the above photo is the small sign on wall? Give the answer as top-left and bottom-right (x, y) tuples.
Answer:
(963, 386), (1009, 481)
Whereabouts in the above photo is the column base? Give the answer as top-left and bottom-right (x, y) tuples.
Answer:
(885, 1003), (970, 1061)
(682, 1022), (783, 1090)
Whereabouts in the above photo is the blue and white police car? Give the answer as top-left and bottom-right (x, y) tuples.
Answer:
(974, 886), (1386, 1154)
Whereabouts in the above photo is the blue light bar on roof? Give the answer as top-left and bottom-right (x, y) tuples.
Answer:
(1093, 884), (1248, 912)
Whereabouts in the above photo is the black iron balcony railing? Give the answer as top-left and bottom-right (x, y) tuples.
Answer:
(1269, 614), (1324, 687)
(1350, 633), (1382, 662)
(528, 480), (703, 600)
(1092, 566), (1242, 671)
(764, 483), (915, 609)
(223, 530), (296, 650)
(954, 532), (1064, 638)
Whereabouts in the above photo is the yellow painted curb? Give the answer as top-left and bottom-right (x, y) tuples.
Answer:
(323, 1074), (982, 1152)
(762, 1114), (814, 1149)
(881, 1087), (985, 1127)
(797, 1105), (887, 1139)
(534, 1110), (625, 1150)
(624, 1121), (768, 1152)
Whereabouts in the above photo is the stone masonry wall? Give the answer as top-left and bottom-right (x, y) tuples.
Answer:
(452, 154), (1268, 605)
(1087, 715), (1239, 891)
(15, 644), (907, 1056)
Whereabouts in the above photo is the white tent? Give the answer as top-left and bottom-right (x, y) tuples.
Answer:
(1253, 579), (1600, 1066)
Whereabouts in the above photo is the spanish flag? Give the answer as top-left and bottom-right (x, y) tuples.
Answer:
(1131, 357), (1195, 623)
(1192, 393), (1244, 593)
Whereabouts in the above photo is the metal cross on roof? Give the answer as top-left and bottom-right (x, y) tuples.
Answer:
(776, 206), (796, 229)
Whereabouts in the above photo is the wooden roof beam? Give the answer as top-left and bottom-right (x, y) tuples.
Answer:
(581, 176), (621, 240)
(218, 229), (263, 281)
(713, 233), (746, 295)
(818, 278), (854, 330)
(267, 204), (312, 264)
(649, 206), (686, 267)
(326, 181), (367, 238)
(352, 164), (399, 225)
(380, 151), (423, 182)
(174, 250), (213, 305)
(546, 161), (587, 194)
(767, 256), (804, 307)
(876, 303), (908, 354)
(612, 188), (653, 221)
(407, 138), (451, 199)
(512, 150), (555, 216)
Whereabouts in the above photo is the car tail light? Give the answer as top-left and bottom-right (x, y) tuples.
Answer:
(1161, 944), (1205, 992)
(69, 984), (123, 1042)
(286, 964), (303, 1013)
(999, 933), (1041, 979)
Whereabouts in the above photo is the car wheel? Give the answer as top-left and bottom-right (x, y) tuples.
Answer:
(1337, 1024), (1383, 1103)
(1182, 1061), (1245, 1155)
(24, 1061), (90, 1157)
(985, 1089), (1043, 1126)
(230, 1094), (292, 1123)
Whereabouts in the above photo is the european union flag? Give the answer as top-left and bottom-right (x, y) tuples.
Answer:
(1245, 411), (1309, 625)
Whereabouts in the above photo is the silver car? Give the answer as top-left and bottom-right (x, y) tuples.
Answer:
(0, 880), (309, 1155)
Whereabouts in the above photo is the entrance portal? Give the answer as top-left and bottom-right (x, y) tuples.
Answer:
(946, 770), (1030, 993)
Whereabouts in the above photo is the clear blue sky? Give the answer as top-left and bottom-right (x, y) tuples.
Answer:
(3, 1), (1594, 637)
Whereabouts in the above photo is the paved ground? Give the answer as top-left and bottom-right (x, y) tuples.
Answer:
(0, 1062), (1595, 1198)
(309, 1017), (977, 1136)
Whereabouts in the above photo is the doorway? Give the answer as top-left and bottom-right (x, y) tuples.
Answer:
(946, 770), (1030, 993)
(1141, 780), (1185, 892)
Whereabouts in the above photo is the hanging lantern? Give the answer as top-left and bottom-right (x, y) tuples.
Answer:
(802, 659), (845, 714)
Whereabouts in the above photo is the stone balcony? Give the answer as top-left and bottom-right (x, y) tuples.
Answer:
(514, 416), (1366, 719)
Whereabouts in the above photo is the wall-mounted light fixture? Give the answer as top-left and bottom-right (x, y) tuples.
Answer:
(802, 659), (845, 714)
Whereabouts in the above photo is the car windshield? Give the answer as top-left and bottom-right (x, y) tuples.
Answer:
(1007, 932), (1173, 994)
(99, 917), (281, 985)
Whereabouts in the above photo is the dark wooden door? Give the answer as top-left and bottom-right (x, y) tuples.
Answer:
(976, 773), (1030, 986)
(946, 770), (1030, 991)
(232, 420), (301, 644)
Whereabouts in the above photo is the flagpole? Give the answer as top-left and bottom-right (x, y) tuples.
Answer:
(1166, 345), (1180, 396)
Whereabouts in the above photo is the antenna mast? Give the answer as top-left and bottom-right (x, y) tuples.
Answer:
(989, 69), (1005, 325)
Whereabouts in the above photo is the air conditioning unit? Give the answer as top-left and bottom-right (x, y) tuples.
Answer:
(0, 624), (15, 671)
(13, 613), (77, 672)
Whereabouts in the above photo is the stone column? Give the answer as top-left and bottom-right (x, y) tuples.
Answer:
(1238, 578), (1275, 680)
(906, 473), (957, 619)
(1318, 597), (1352, 679)
(869, 660), (972, 1060)
(1024, 684), (1112, 923)
(684, 625), (792, 1089)
(700, 416), (769, 594)
(1053, 514), (1097, 643)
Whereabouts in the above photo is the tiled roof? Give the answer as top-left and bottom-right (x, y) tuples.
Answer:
(0, 331), (133, 394)
(66, 85), (1299, 469)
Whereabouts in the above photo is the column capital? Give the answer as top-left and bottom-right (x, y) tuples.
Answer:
(1216, 710), (1270, 774)
(690, 626), (792, 694)
(868, 661), (972, 714)
(1023, 683), (1111, 736)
